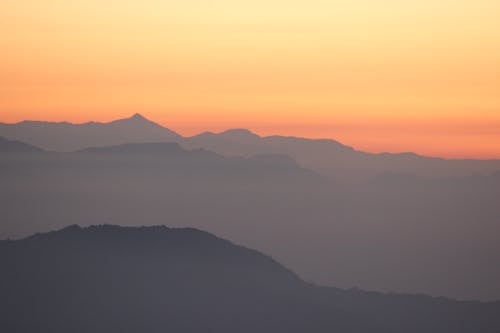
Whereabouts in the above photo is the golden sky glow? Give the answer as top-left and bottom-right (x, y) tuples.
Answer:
(1, 0), (499, 158)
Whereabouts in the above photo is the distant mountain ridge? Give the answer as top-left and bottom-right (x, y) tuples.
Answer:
(1, 113), (499, 181)
(0, 113), (180, 152)
(1, 224), (499, 333)
(184, 130), (500, 181)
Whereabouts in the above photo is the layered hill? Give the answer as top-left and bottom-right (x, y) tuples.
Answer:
(1, 225), (499, 333)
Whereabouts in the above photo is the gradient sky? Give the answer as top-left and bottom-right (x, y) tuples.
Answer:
(1, 0), (499, 158)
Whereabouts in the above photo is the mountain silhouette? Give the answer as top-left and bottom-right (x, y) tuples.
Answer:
(1, 224), (499, 333)
(0, 136), (44, 153)
(2, 114), (499, 180)
(184, 130), (500, 182)
(0, 114), (180, 152)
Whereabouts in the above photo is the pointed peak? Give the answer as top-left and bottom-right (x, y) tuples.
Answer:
(112, 113), (155, 125)
(106, 114), (181, 138)
(129, 113), (148, 121)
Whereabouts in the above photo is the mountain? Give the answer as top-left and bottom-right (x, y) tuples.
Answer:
(0, 141), (328, 238)
(2, 114), (499, 181)
(0, 113), (181, 152)
(184, 130), (500, 182)
(1, 141), (499, 300)
(1, 225), (499, 333)
(0, 136), (44, 153)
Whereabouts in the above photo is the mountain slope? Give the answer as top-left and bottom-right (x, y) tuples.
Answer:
(0, 136), (44, 153)
(1, 225), (499, 333)
(0, 114), (180, 152)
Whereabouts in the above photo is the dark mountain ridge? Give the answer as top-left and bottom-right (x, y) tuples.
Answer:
(1, 224), (500, 333)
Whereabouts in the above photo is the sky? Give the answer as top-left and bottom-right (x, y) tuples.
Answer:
(1, 0), (499, 158)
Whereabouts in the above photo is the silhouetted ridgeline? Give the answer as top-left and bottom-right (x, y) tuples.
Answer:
(0, 113), (180, 152)
(1, 114), (500, 181)
(1, 225), (500, 333)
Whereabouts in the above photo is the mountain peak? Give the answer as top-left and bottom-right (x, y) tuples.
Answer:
(108, 113), (154, 126)
(130, 113), (148, 121)
(118, 113), (153, 124)
(100, 114), (181, 140)
(220, 128), (260, 140)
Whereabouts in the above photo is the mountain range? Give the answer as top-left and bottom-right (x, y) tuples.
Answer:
(1, 136), (499, 300)
(2, 225), (499, 333)
(1, 113), (499, 182)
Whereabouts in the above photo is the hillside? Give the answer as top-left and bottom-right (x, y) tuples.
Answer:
(1, 225), (499, 333)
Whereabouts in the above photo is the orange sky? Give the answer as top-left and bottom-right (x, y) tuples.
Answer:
(1, 0), (499, 158)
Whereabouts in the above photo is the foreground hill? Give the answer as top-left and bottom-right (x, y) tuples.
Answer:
(1, 225), (499, 333)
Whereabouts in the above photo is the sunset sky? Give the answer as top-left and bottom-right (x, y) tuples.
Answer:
(1, 0), (499, 158)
